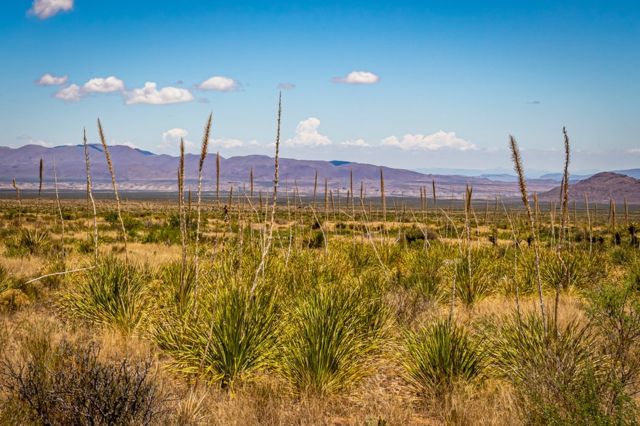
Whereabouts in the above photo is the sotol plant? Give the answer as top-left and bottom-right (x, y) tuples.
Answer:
(402, 320), (484, 399)
(59, 256), (151, 334)
(153, 283), (279, 388)
(280, 284), (388, 396)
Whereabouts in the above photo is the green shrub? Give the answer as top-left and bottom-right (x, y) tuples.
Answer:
(59, 256), (151, 333)
(402, 320), (484, 398)
(586, 282), (640, 420)
(280, 284), (388, 396)
(154, 283), (279, 388)
(395, 249), (443, 300)
(453, 248), (494, 308)
(487, 313), (635, 424)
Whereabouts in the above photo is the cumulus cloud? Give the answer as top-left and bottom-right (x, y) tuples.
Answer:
(341, 138), (371, 147)
(29, 0), (73, 19)
(285, 117), (332, 147)
(54, 84), (82, 102)
(628, 148), (640, 155)
(198, 76), (238, 92)
(277, 82), (296, 90)
(159, 128), (191, 152)
(382, 131), (476, 151)
(125, 82), (194, 105)
(333, 71), (380, 85)
(37, 73), (68, 86)
(16, 135), (52, 147)
(83, 76), (125, 93)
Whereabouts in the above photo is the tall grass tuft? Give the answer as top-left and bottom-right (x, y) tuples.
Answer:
(59, 255), (150, 334)
(154, 284), (279, 388)
(280, 284), (388, 396)
(486, 313), (633, 424)
(402, 319), (484, 399)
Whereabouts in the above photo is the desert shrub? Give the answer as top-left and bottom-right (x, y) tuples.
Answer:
(630, 261), (640, 292)
(280, 284), (388, 396)
(38, 259), (66, 290)
(395, 249), (443, 300)
(403, 226), (424, 246)
(453, 248), (495, 308)
(77, 237), (96, 254)
(0, 289), (31, 312)
(277, 249), (351, 294)
(487, 313), (636, 424)
(586, 282), (640, 416)
(306, 229), (325, 249)
(610, 246), (632, 266)
(20, 229), (50, 256)
(0, 267), (39, 313)
(154, 283), (279, 388)
(104, 212), (142, 238)
(402, 320), (484, 399)
(59, 256), (151, 333)
(542, 249), (597, 292)
(157, 261), (197, 317)
(143, 223), (181, 245)
(0, 265), (11, 293)
(1, 335), (165, 425)
(4, 229), (50, 257)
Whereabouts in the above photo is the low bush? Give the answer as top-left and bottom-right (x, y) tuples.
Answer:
(1, 335), (166, 425)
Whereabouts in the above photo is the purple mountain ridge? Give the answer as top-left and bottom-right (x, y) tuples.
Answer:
(1, 144), (630, 200)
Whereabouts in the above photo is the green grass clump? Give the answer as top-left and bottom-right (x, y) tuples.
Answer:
(59, 256), (151, 333)
(402, 320), (483, 398)
(454, 248), (494, 308)
(486, 313), (636, 424)
(154, 283), (279, 388)
(280, 284), (388, 396)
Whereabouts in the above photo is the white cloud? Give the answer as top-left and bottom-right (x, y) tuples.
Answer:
(627, 148), (640, 155)
(111, 140), (138, 149)
(54, 84), (82, 102)
(16, 135), (52, 147)
(125, 82), (194, 105)
(83, 76), (125, 93)
(212, 138), (245, 149)
(198, 76), (238, 92)
(382, 131), (476, 151)
(333, 71), (380, 85)
(285, 117), (332, 147)
(341, 138), (371, 147)
(159, 128), (191, 152)
(29, 0), (73, 19)
(37, 73), (68, 86)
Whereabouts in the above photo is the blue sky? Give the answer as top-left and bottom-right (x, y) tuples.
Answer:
(1, 0), (639, 172)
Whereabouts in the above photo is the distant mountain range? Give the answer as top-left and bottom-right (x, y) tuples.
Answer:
(540, 172), (640, 203)
(416, 167), (640, 183)
(1, 144), (638, 201)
